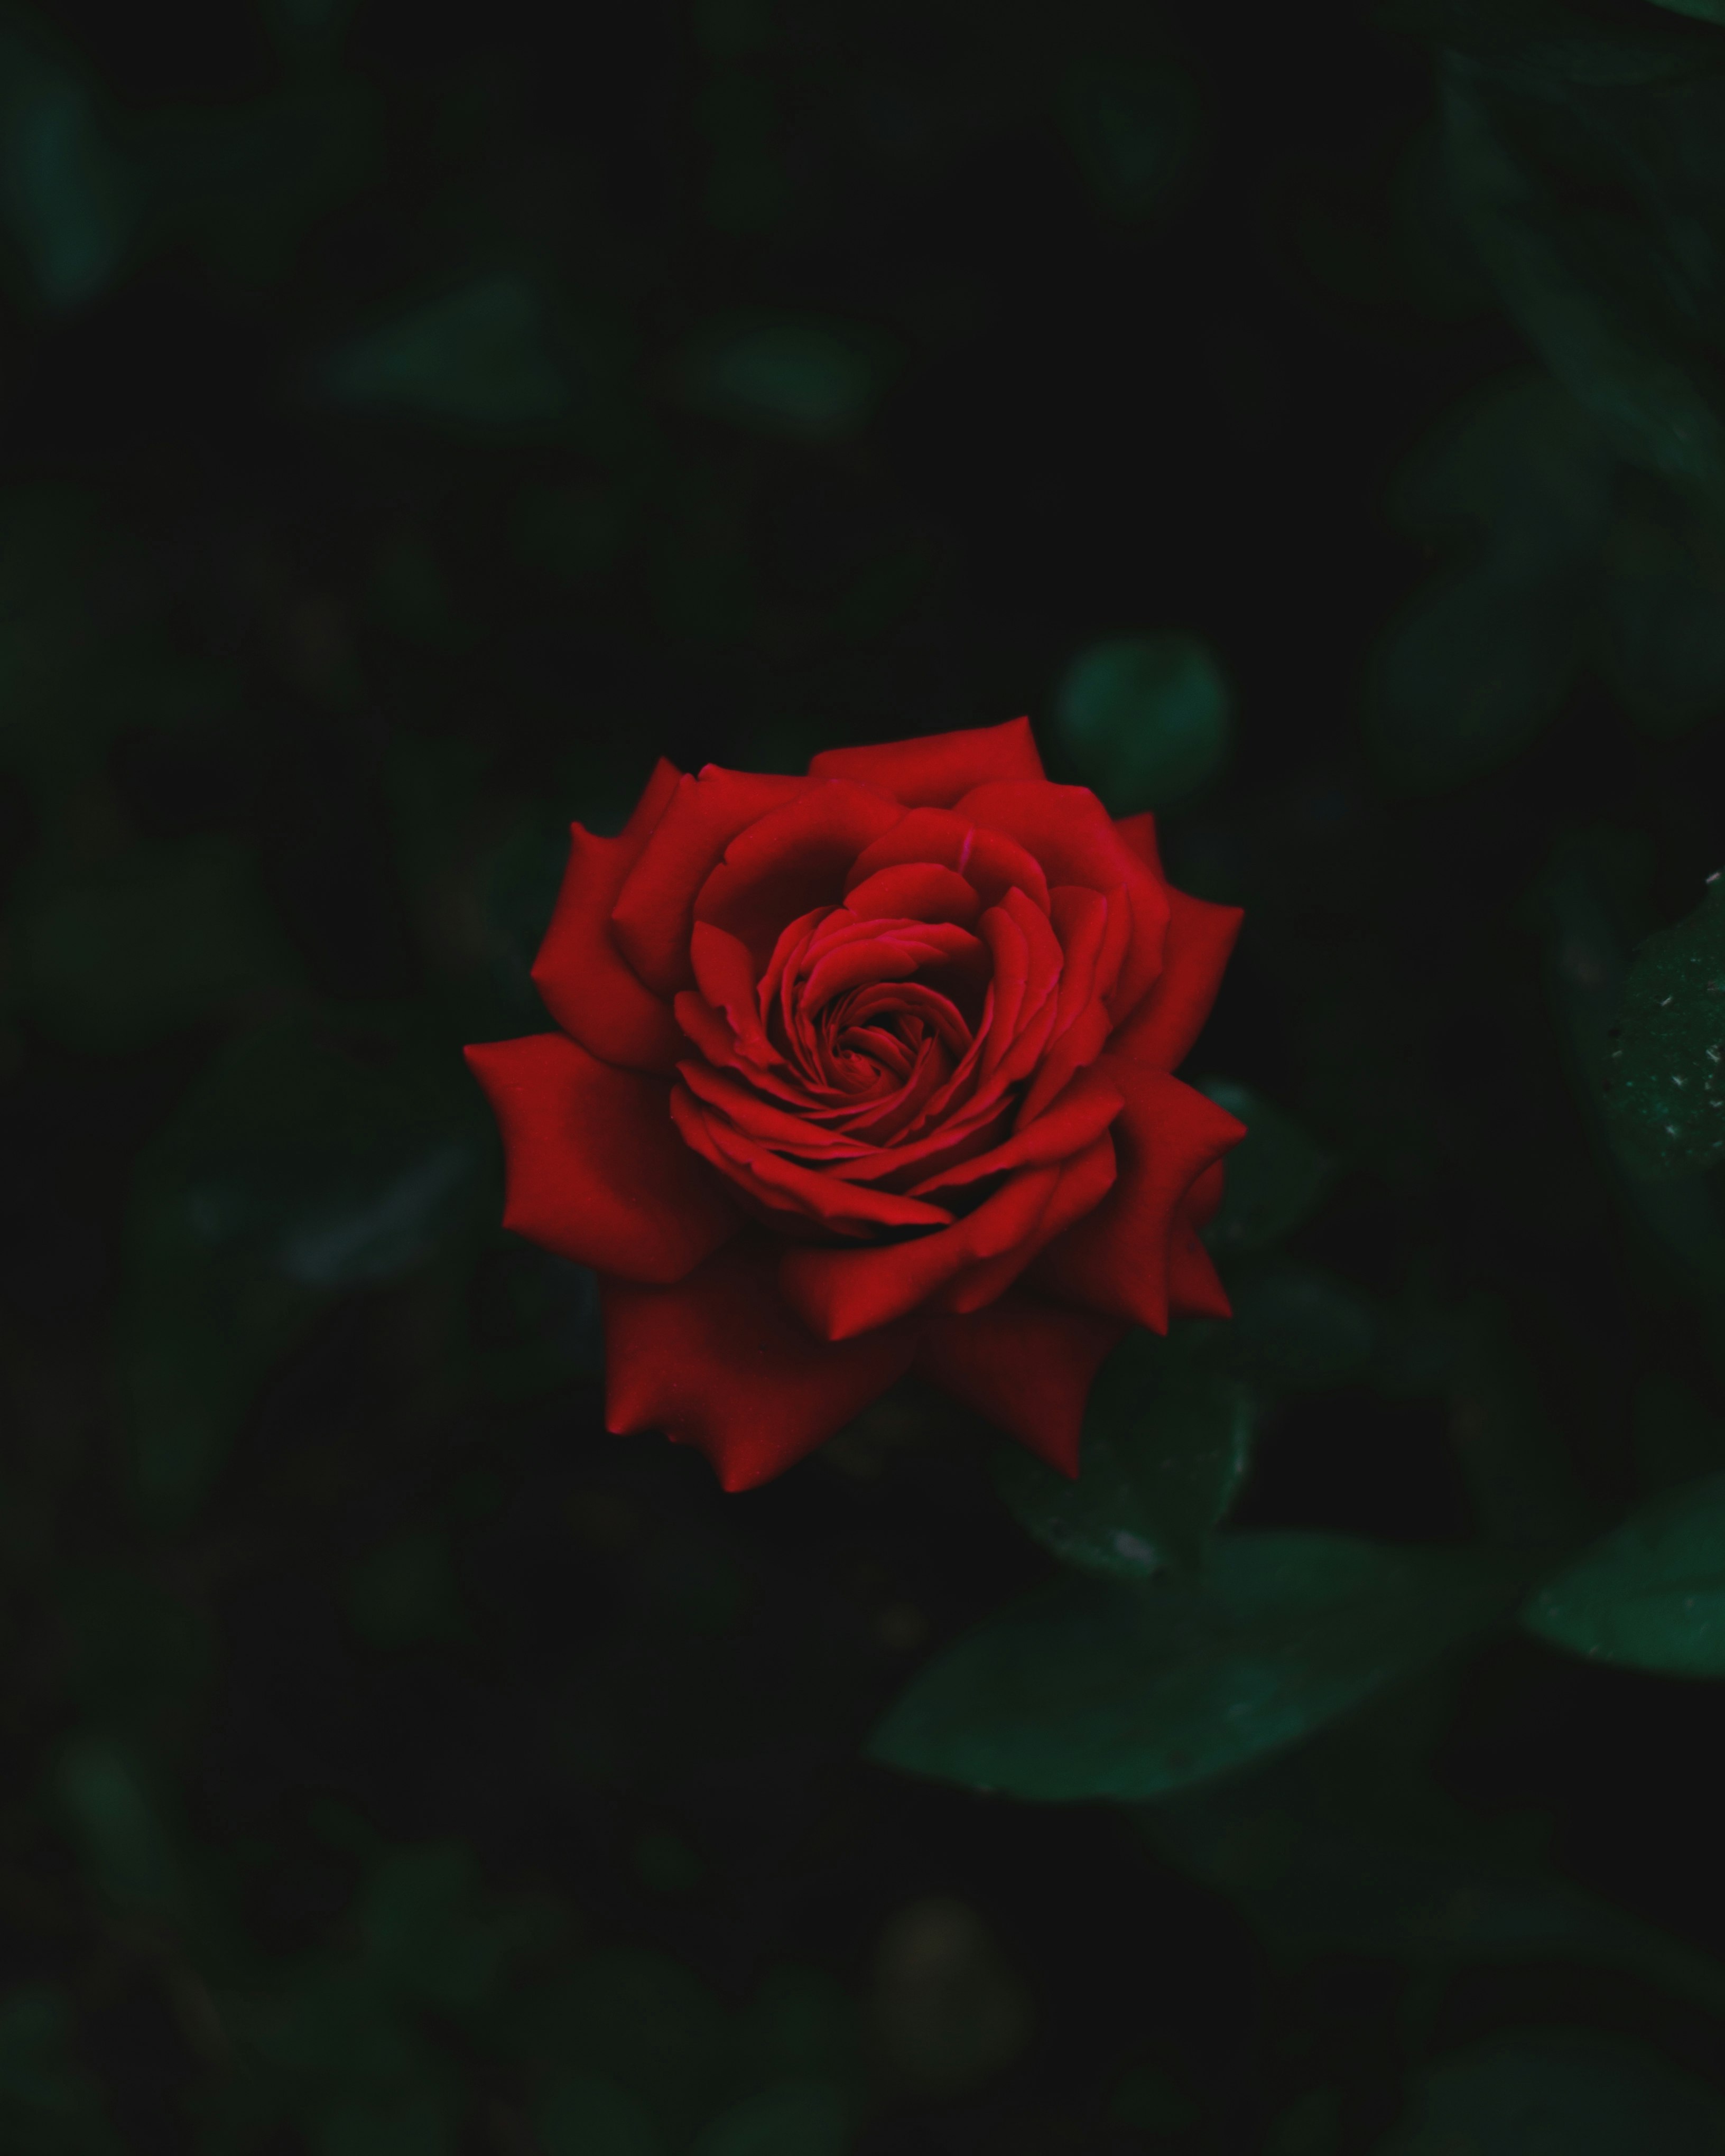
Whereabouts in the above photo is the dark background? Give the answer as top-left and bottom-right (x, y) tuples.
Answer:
(5, 0), (1725, 2150)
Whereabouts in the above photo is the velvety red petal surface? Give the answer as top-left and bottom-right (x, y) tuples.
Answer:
(530, 758), (685, 1074)
(610, 767), (811, 995)
(954, 779), (1172, 1016)
(1112, 810), (1165, 879)
(1108, 886), (1245, 1073)
(693, 783), (907, 970)
(465, 1033), (739, 1283)
(845, 808), (1052, 915)
(781, 1127), (1118, 1340)
(1168, 1217), (1232, 1319)
(1033, 1057), (1245, 1331)
(940, 1133), (1118, 1315)
(806, 714), (1044, 805)
(916, 1295), (1127, 1475)
(602, 1238), (917, 1491)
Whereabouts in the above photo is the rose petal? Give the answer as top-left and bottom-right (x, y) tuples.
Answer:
(1169, 1216), (1231, 1319)
(941, 1132), (1117, 1314)
(1112, 810), (1164, 879)
(1003, 884), (1128, 1133)
(689, 922), (782, 1069)
(466, 1033), (739, 1283)
(779, 1126), (1117, 1341)
(911, 1064), (1123, 1196)
(801, 918), (982, 1012)
(672, 1083), (956, 1234)
(846, 808), (1051, 915)
(780, 1161), (1064, 1340)
(611, 766), (812, 996)
(843, 862), (981, 926)
(915, 1295), (1127, 1475)
(1107, 886), (1244, 1072)
(1032, 1057), (1245, 1331)
(807, 715), (1045, 804)
(693, 783), (906, 970)
(955, 779), (1171, 1016)
(603, 1237), (918, 1491)
(531, 757), (685, 1073)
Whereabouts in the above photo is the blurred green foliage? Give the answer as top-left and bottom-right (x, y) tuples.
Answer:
(1, 0), (1724, 2149)
(1055, 631), (1233, 808)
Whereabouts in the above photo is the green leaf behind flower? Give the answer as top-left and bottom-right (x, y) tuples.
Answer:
(1600, 876), (1725, 1176)
(1053, 633), (1232, 812)
(994, 1330), (1254, 1579)
(1523, 1470), (1725, 1673)
(869, 1535), (1520, 1802)
(1196, 1081), (1332, 1256)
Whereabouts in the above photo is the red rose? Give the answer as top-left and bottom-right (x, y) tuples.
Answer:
(466, 719), (1244, 1491)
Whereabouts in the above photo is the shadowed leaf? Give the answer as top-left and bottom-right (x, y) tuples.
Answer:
(871, 1535), (1519, 1802)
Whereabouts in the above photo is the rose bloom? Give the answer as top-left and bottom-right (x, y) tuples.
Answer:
(467, 719), (1244, 1490)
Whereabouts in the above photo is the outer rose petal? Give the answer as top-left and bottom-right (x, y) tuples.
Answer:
(781, 1132), (1117, 1340)
(807, 715), (1044, 805)
(915, 1296), (1127, 1475)
(531, 757), (685, 1074)
(1169, 1217), (1231, 1319)
(1112, 810), (1164, 878)
(1033, 1058), (1245, 1332)
(603, 1238), (917, 1491)
(611, 767), (812, 996)
(465, 1034), (738, 1283)
(1108, 886), (1244, 1072)
(1156, 1157), (1232, 1318)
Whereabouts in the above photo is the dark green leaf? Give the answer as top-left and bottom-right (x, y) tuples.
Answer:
(320, 275), (571, 427)
(1602, 495), (1725, 734)
(1367, 374), (1609, 793)
(994, 1330), (1254, 1578)
(870, 1535), (1518, 1802)
(1196, 1082), (1332, 1256)
(1375, 2030), (1725, 2154)
(679, 316), (893, 441)
(1367, 558), (1585, 793)
(1523, 1470), (1725, 1672)
(1224, 1262), (1378, 1389)
(1600, 875), (1725, 1174)
(0, 32), (135, 308)
(1443, 65), (1725, 513)
(1538, 852), (1725, 1294)
(1652, 0), (1725, 21)
(1053, 633), (1231, 811)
